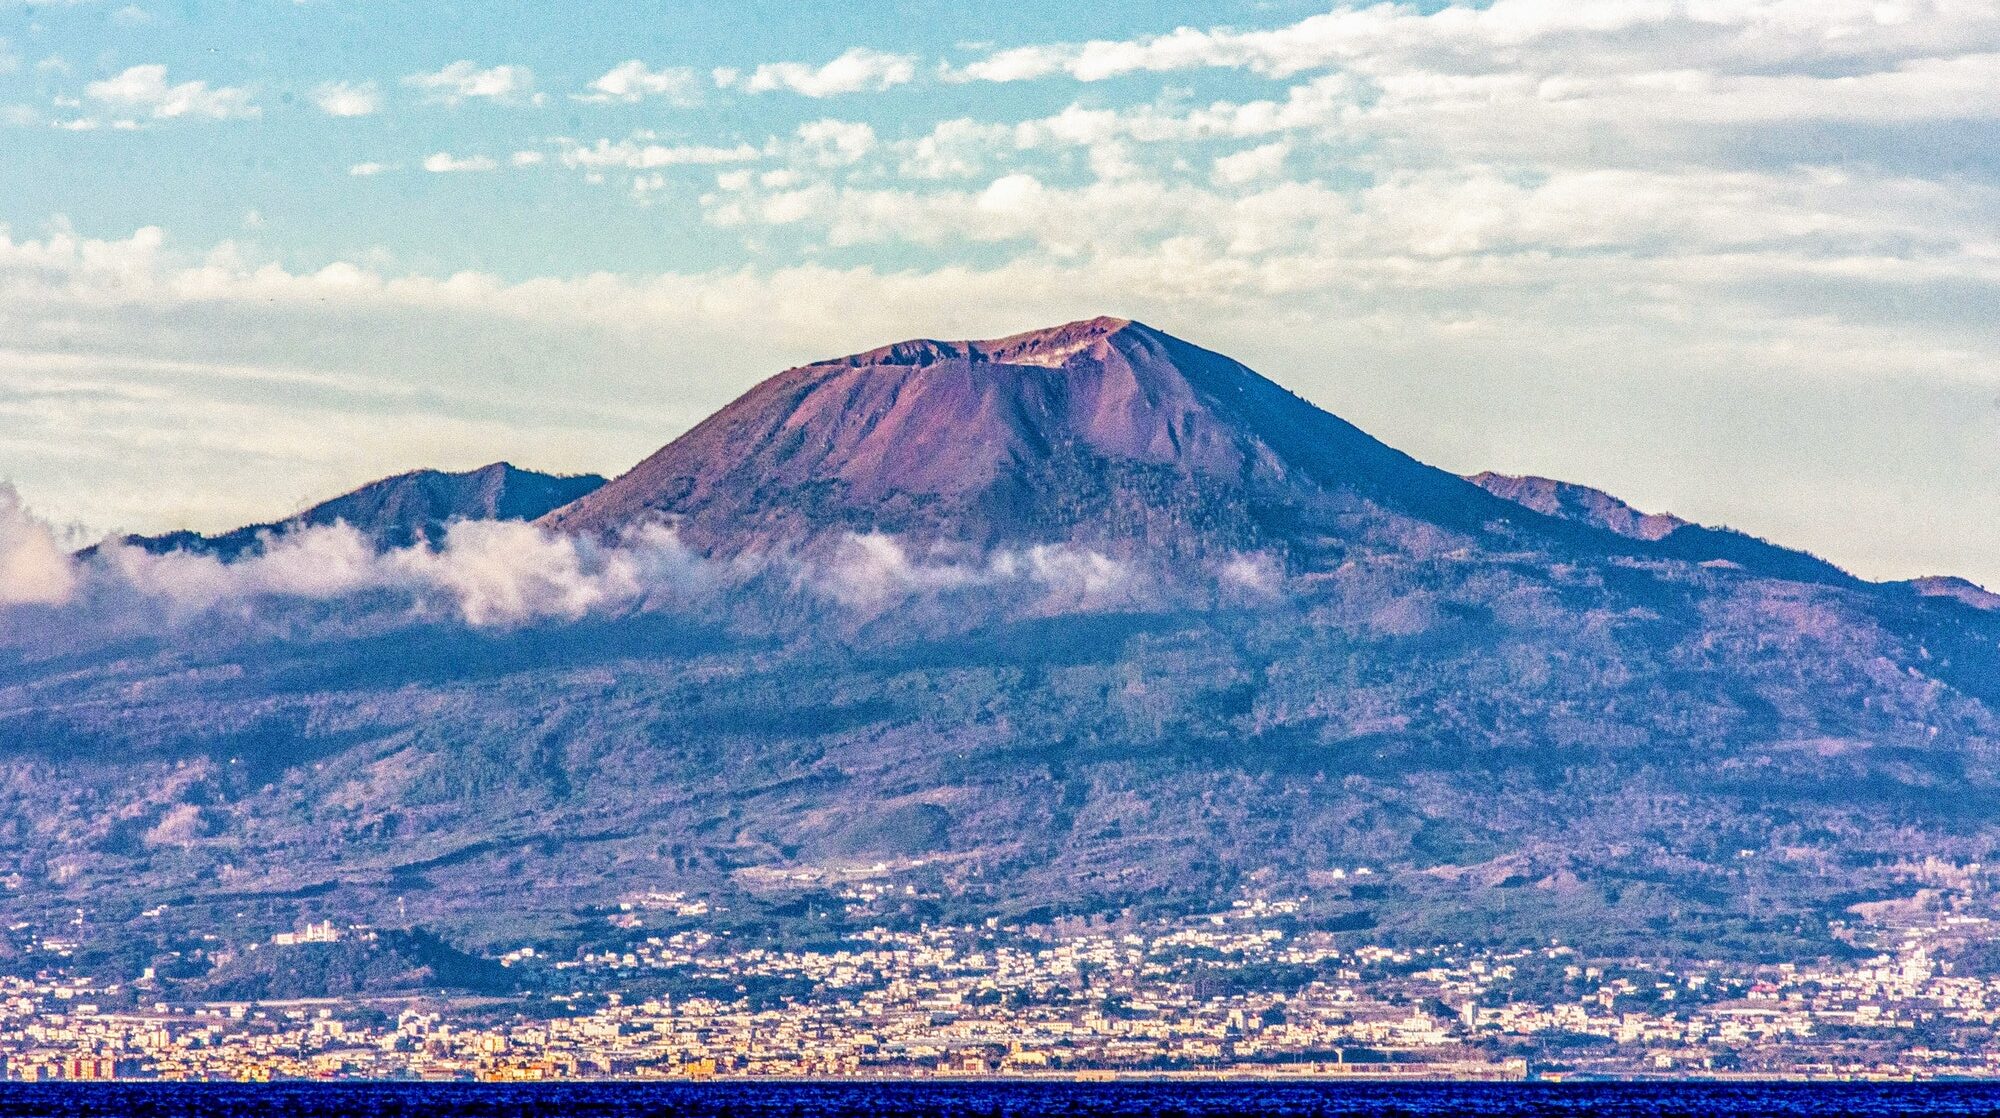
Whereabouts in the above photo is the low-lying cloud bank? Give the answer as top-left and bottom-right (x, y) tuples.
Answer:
(0, 484), (1280, 639)
(815, 533), (1138, 612)
(2, 487), (717, 630)
(0, 486), (76, 608)
(101, 520), (713, 628)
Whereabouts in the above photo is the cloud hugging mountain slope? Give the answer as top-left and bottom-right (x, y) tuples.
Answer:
(1, 317), (1997, 972)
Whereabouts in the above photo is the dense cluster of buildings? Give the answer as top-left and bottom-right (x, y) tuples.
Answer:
(1, 887), (1998, 1081)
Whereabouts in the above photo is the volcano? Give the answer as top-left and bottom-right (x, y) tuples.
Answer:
(541, 317), (1518, 561)
(4, 317), (2000, 976)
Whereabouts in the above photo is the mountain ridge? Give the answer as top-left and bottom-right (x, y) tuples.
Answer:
(101, 461), (605, 560)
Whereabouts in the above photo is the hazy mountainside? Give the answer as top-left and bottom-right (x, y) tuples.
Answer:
(1466, 472), (1689, 542)
(1466, 471), (1856, 587)
(106, 462), (604, 560)
(4, 317), (2000, 984)
(1901, 576), (2000, 612)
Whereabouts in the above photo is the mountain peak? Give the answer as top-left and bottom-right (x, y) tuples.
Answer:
(541, 318), (1510, 557)
(820, 316), (1148, 372)
(106, 462), (606, 560)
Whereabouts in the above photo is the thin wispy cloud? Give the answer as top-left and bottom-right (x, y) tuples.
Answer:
(579, 60), (701, 105)
(557, 136), (761, 169)
(402, 60), (539, 106)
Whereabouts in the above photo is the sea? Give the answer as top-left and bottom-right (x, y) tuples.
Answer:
(0, 1082), (1992, 1118)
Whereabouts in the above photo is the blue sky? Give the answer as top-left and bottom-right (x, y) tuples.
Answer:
(2, 0), (1997, 586)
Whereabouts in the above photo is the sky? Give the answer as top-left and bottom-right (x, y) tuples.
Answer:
(1, 0), (1996, 587)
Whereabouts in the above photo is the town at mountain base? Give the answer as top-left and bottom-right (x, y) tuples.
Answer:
(2, 317), (1998, 996)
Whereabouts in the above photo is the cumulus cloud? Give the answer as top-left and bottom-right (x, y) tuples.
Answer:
(402, 61), (538, 105)
(310, 80), (380, 117)
(580, 61), (701, 105)
(423, 151), (498, 173)
(1212, 141), (1290, 186)
(85, 64), (258, 120)
(727, 47), (917, 97)
(950, 0), (2000, 85)
(794, 119), (876, 166)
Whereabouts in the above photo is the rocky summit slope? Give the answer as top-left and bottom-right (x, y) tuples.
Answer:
(541, 317), (1518, 561)
(109, 461), (605, 560)
(3, 318), (1999, 982)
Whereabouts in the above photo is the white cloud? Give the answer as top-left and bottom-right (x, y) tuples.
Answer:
(85, 64), (258, 120)
(895, 118), (1012, 180)
(0, 484), (75, 606)
(510, 150), (545, 167)
(9, 513), (1161, 635)
(728, 47), (917, 97)
(402, 60), (538, 106)
(580, 60), (700, 104)
(348, 161), (390, 176)
(423, 151), (498, 173)
(85, 519), (713, 628)
(1217, 553), (1283, 597)
(951, 1), (2000, 85)
(1212, 141), (1291, 185)
(557, 136), (760, 170)
(812, 533), (1135, 611)
(310, 79), (379, 117)
(794, 119), (876, 166)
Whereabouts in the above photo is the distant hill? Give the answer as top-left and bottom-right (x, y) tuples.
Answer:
(105, 462), (605, 559)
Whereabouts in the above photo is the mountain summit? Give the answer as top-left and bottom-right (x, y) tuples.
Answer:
(542, 317), (1507, 559)
(112, 462), (605, 560)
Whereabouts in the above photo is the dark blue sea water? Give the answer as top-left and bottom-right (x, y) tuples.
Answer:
(0, 1082), (1993, 1118)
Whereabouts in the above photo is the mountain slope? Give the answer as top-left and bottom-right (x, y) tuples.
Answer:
(112, 462), (605, 559)
(542, 317), (1520, 560)
(1901, 575), (2000, 611)
(1, 318), (1997, 977)
(1468, 471), (1855, 586)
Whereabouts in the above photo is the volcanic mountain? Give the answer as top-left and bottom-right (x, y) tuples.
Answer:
(111, 461), (604, 560)
(3, 316), (1999, 983)
(541, 317), (1517, 562)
